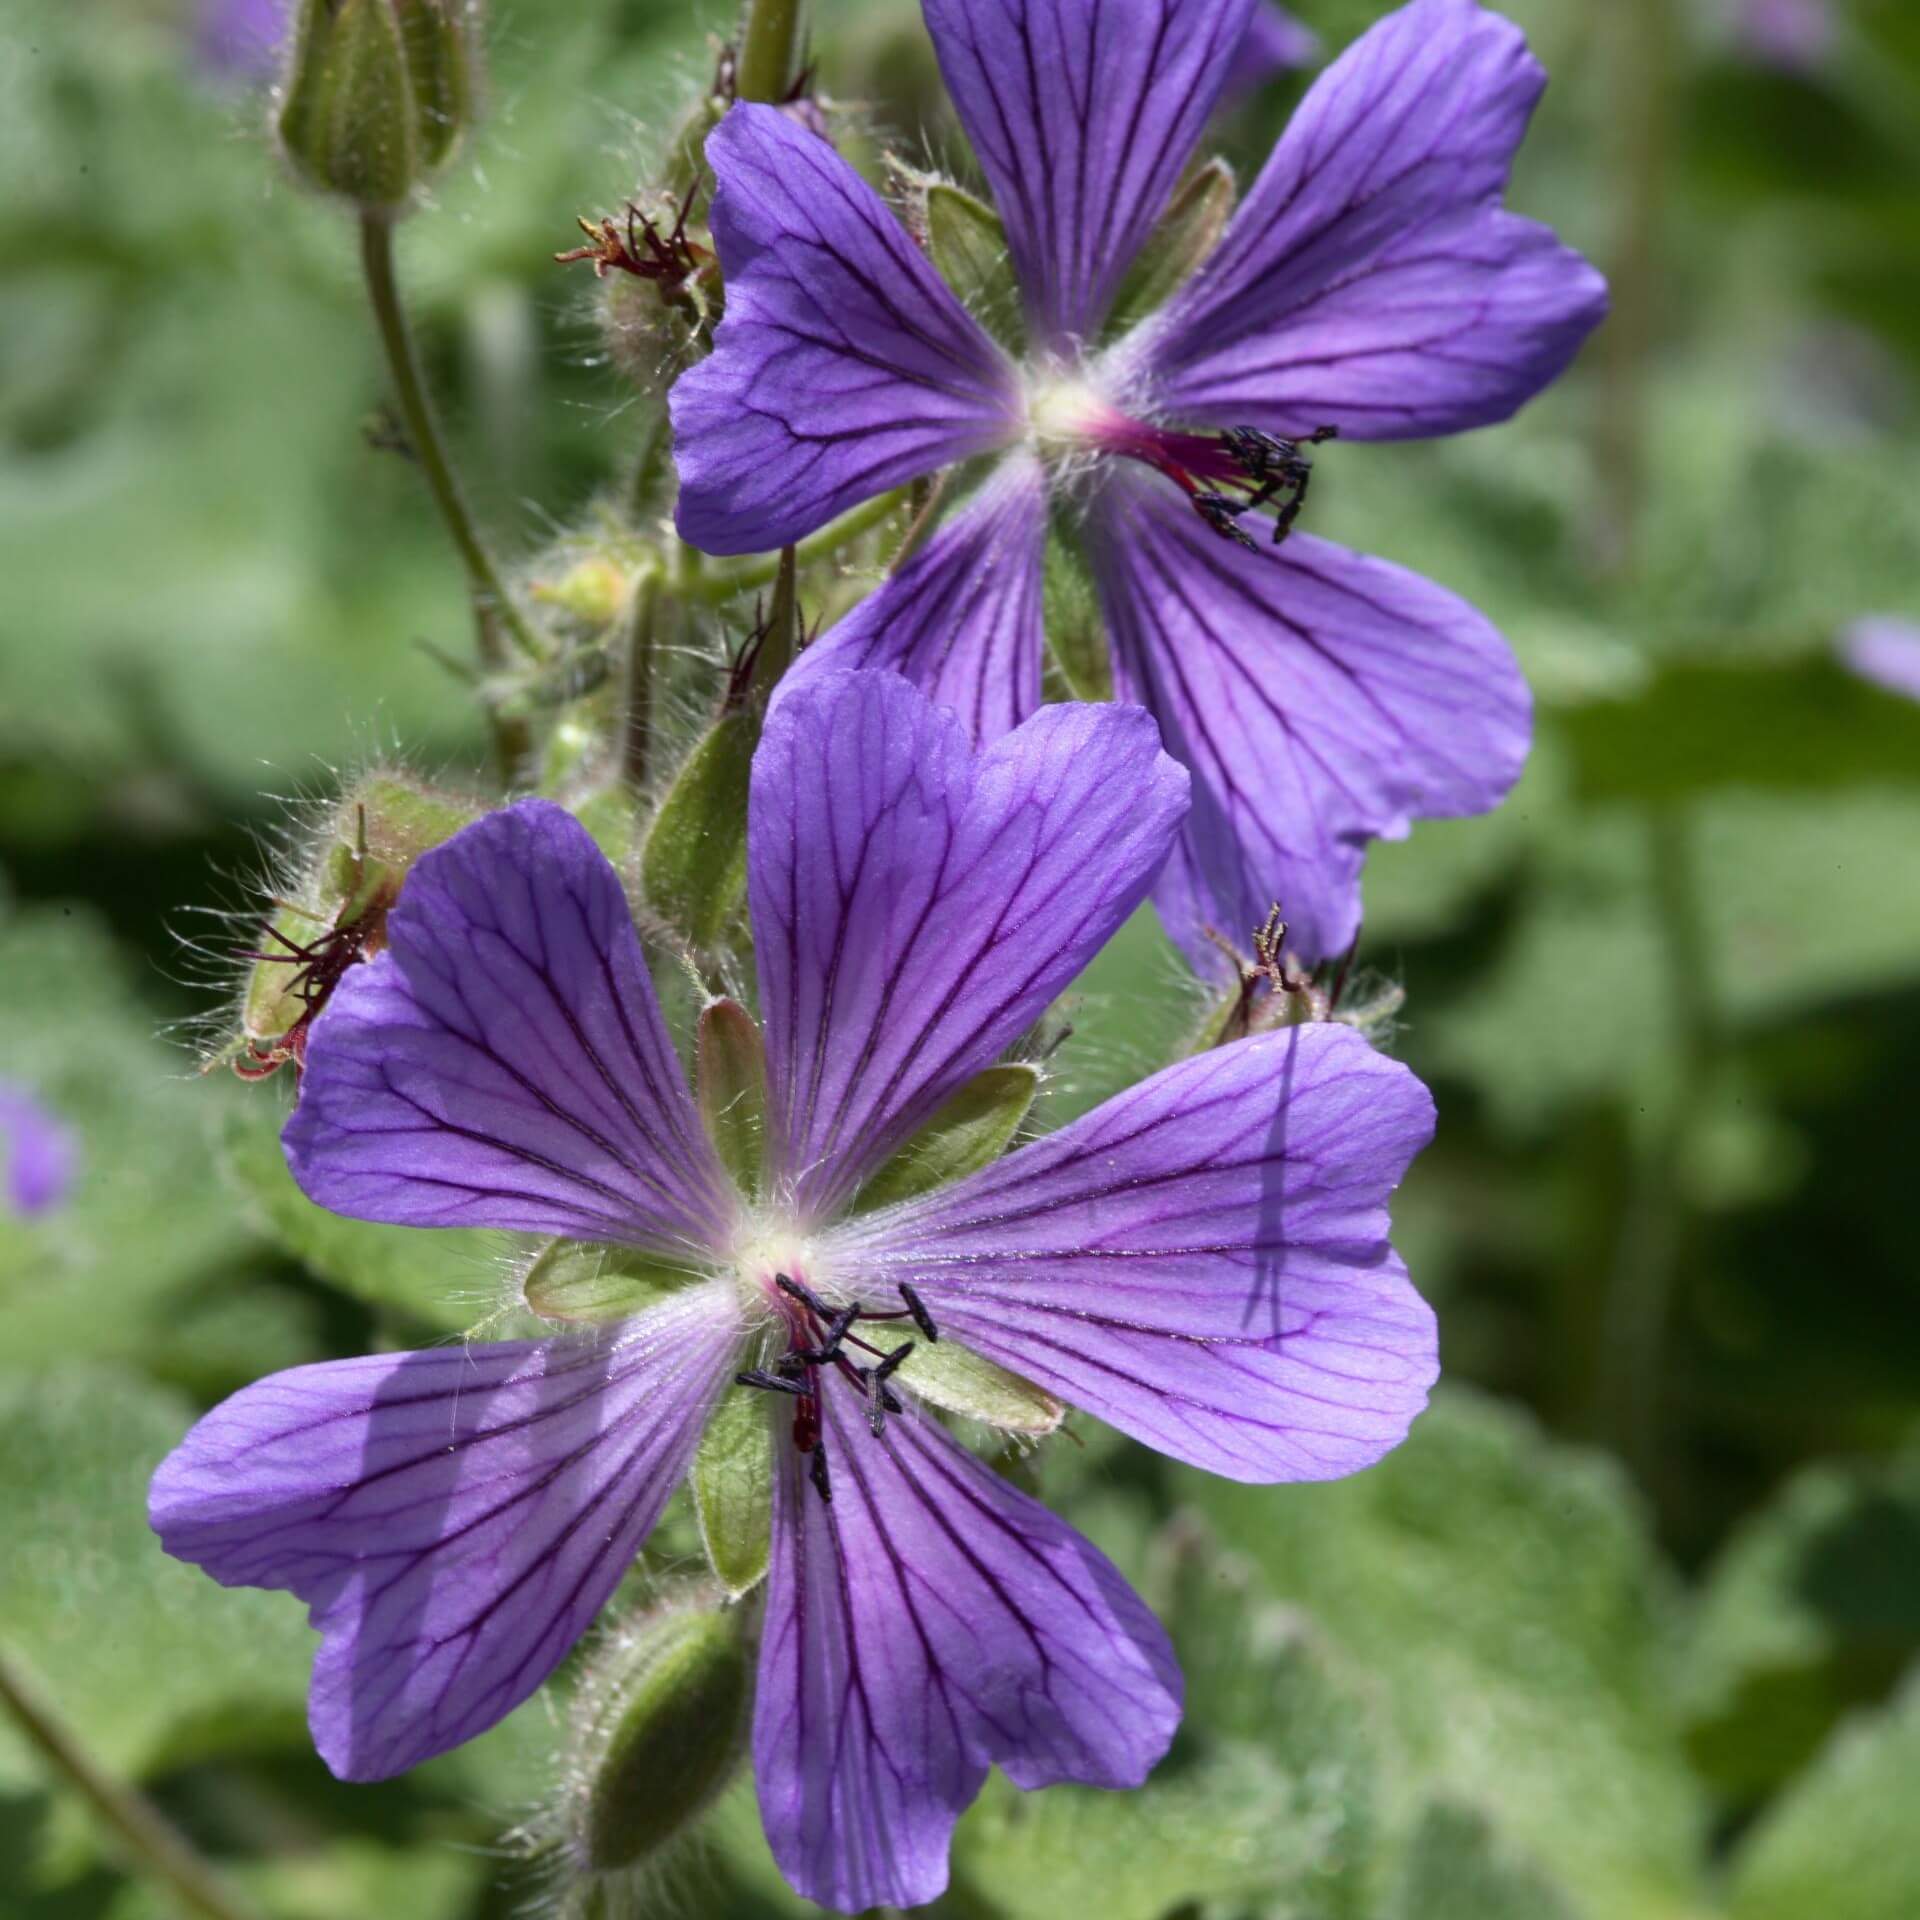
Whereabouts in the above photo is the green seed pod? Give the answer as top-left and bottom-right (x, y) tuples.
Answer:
(570, 1601), (754, 1875)
(277, 0), (479, 212)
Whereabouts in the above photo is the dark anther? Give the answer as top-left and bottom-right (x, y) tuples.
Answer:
(808, 1442), (833, 1504)
(1221, 424), (1338, 548)
(898, 1283), (940, 1345)
(1193, 492), (1258, 551)
(775, 1273), (831, 1317)
(863, 1347), (912, 1436)
(736, 1368), (808, 1397)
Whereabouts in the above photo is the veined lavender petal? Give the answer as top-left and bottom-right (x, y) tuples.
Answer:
(149, 1284), (741, 1780)
(749, 672), (1187, 1220)
(671, 105), (1022, 555)
(1087, 474), (1530, 969)
(923, 0), (1254, 350)
(1838, 617), (1920, 703)
(1121, 0), (1606, 440)
(285, 801), (737, 1255)
(825, 1024), (1436, 1478)
(1232, 0), (1319, 88)
(0, 1082), (76, 1218)
(754, 1374), (1180, 1911)
(774, 457), (1049, 743)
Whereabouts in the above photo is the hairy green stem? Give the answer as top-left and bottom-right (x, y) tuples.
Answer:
(358, 211), (539, 778)
(622, 565), (665, 788)
(681, 489), (906, 604)
(0, 1649), (268, 1920)
(1596, 808), (1716, 1483)
(735, 0), (801, 104)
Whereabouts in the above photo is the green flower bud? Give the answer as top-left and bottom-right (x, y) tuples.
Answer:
(565, 1599), (754, 1877)
(230, 773), (476, 1079)
(277, 0), (479, 212)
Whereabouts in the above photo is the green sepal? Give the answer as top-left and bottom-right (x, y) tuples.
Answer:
(697, 997), (769, 1200)
(692, 1388), (775, 1598)
(866, 1326), (1065, 1435)
(521, 1240), (697, 1324)
(239, 774), (474, 1050)
(1104, 157), (1236, 339)
(1042, 522), (1113, 703)
(567, 782), (646, 875)
(853, 1063), (1040, 1213)
(278, 0), (474, 209)
(578, 1604), (753, 1871)
(640, 708), (755, 947)
(922, 179), (1025, 354)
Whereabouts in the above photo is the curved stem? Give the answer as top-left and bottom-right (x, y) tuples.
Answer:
(357, 211), (539, 779)
(735, 0), (801, 104)
(681, 489), (906, 604)
(621, 565), (665, 788)
(0, 1649), (267, 1920)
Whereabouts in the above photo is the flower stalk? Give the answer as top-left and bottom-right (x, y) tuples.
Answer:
(357, 210), (541, 778)
(0, 1649), (269, 1920)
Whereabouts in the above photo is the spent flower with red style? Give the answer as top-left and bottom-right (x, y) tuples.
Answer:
(671, 0), (1606, 969)
(150, 670), (1437, 1912)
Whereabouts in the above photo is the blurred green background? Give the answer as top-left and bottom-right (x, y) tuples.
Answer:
(5, 0), (1920, 1915)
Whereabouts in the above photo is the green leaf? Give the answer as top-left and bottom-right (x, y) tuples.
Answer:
(851, 1063), (1039, 1212)
(219, 1099), (506, 1335)
(921, 180), (1024, 353)
(0, 1366), (313, 1792)
(641, 709), (756, 948)
(1683, 1446), (1920, 1800)
(1104, 157), (1236, 338)
(1383, 1804), (1578, 1920)
(0, 906), (262, 1373)
(520, 1238), (700, 1325)
(1727, 1680), (1920, 1920)
(1560, 657), (1920, 805)
(692, 1389), (774, 1599)
(106, 1840), (484, 1920)
(1179, 1390), (1706, 1920)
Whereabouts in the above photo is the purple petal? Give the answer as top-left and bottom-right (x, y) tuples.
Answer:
(1087, 474), (1529, 967)
(749, 671), (1188, 1220)
(1736, 0), (1834, 73)
(754, 1374), (1180, 1910)
(671, 105), (1021, 555)
(195, 0), (289, 77)
(1120, 0), (1607, 440)
(824, 1023), (1436, 1480)
(149, 1284), (741, 1779)
(285, 800), (736, 1254)
(774, 457), (1048, 743)
(1838, 617), (1920, 703)
(924, 0), (1255, 350)
(0, 1082), (77, 1218)
(1234, 1), (1320, 86)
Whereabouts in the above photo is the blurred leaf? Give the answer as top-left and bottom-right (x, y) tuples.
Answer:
(1560, 658), (1920, 804)
(0, 905), (265, 1371)
(1382, 1803), (1578, 1920)
(0, 1366), (312, 1793)
(218, 1099), (510, 1336)
(1180, 1391), (1705, 1920)
(104, 1839), (482, 1920)
(1684, 1446), (1920, 1800)
(1726, 1676), (1920, 1920)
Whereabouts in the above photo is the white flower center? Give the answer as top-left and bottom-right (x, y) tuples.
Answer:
(1024, 372), (1116, 450)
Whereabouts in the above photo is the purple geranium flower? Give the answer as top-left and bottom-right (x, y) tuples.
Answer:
(671, 0), (1607, 971)
(1235, 0), (1319, 89)
(1734, 0), (1834, 74)
(0, 1082), (76, 1217)
(1839, 617), (1920, 702)
(150, 671), (1436, 1911)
